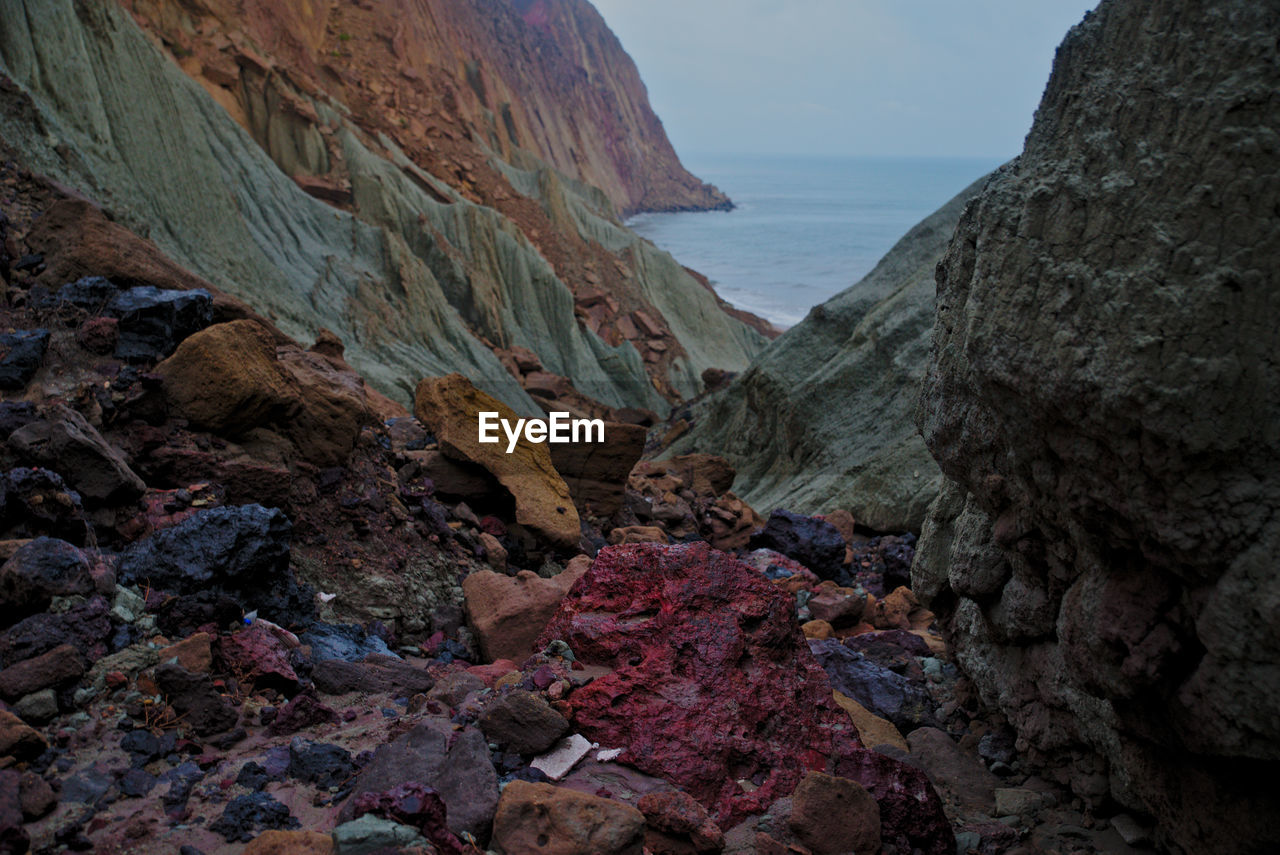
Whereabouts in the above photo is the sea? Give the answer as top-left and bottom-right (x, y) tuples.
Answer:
(627, 154), (1003, 329)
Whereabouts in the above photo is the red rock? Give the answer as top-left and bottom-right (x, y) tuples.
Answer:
(539, 543), (952, 855)
(637, 790), (723, 854)
(218, 623), (298, 690)
(466, 660), (519, 688)
(76, 316), (118, 354)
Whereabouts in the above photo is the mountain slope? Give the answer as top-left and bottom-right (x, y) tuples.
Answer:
(665, 174), (991, 531)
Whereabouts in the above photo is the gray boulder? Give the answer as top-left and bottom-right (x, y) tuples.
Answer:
(914, 1), (1280, 853)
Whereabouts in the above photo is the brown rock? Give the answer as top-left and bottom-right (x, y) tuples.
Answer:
(243, 830), (335, 854)
(807, 589), (866, 628)
(607, 525), (669, 545)
(463, 564), (588, 662)
(414, 374), (580, 549)
(788, 772), (881, 855)
(871, 587), (915, 631)
(817, 510), (857, 547)
(18, 771), (55, 820)
(156, 320), (297, 435)
(276, 346), (374, 465)
(0, 644), (84, 700)
(493, 780), (645, 855)
(802, 620), (834, 640)
(159, 632), (213, 673)
(904, 727), (998, 818)
(638, 789), (724, 854)
(76, 316), (118, 354)
(0, 710), (46, 760)
(832, 691), (908, 754)
(701, 492), (763, 552)
(550, 422), (646, 516)
(480, 532), (508, 572)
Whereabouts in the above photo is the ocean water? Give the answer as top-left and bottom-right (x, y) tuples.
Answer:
(627, 155), (1003, 328)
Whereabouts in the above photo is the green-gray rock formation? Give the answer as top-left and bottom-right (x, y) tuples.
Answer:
(666, 174), (991, 531)
(0, 0), (765, 414)
(912, 1), (1280, 852)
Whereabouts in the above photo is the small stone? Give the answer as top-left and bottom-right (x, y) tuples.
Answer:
(994, 788), (1043, 817)
(18, 772), (56, 820)
(477, 689), (569, 755)
(1110, 813), (1153, 847)
(332, 815), (427, 854)
(12, 689), (58, 724)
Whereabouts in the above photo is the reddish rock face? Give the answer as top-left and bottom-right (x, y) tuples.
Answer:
(539, 543), (952, 854)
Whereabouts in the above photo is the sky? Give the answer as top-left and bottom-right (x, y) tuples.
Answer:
(591, 0), (1098, 159)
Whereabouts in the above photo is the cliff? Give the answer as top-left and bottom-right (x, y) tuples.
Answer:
(663, 174), (992, 532)
(0, 0), (767, 413)
(913, 1), (1280, 852)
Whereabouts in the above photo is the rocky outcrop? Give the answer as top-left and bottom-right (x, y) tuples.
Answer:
(0, 0), (767, 415)
(913, 2), (1280, 853)
(666, 174), (991, 531)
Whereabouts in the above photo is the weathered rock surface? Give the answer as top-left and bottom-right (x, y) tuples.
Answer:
(913, 2), (1280, 853)
(416, 374), (580, 548)
(550, 421), (646, 517)
(540, 542), (952, 854)
(462, 563), (588, 662)
(7, 404), (145, 505)
(668, 174), (991, 531)
(492, 780), (645, 855)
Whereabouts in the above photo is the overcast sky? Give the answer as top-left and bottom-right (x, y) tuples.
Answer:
(591, 0), (1097, 158)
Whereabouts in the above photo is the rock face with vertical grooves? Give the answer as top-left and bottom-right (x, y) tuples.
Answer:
(667, 175), (991, 531)
(912, 2), (1280, 853)
(0, 0), (767, 414)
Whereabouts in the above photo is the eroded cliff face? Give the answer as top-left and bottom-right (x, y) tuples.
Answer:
(0, 0), (766, 412)
(663, 174), (991, 532)
(913, 1), (1280, 852)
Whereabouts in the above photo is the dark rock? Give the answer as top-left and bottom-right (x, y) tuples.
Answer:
(208, 792), (299, 843)
(43, 276), (118, 311)
(476, 689), (569, 755)
(299, 623), (395, 662)
(235, 762), (275, 792)
(76, 316), (119, 354)
(341, 717), (499, 843)
(351, 782), (467, 855)
(978, 727), (1017, 767)
(0, 330), (49, 391)
(809, 639), (937, 734)
(0, 403), (38, 441)
(117, 504), (313, 628)
(0, 468), (87, 544)
(153, 591), (244, 638)
(266, 688), (337, 736)
(154, 663), (238, 735)
(748, 510), (845, 579)
(120, 730), (165, 766)
(105, 286), (213, 362)
(0, 643), (84, 701)
(117, 768), (157, 798)
(0, 537), (93, 625)
(61, 766), (113, 805)
(287, 738), (355, 791)
(311, 657), (434, 696)
(847, 535), (916, 596)
(841, 630), (931, 675)
(9, 405), (146, 506)
(540, 542), (952, 854)
(160, 760), (205, 811)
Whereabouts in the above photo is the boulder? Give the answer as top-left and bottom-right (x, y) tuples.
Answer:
(414, 374), (580, 549)
(788, 771), (880, 855)
(550, 421), (646, 516)
(463, 564), (588, 663)
(8, 405), (146, 505)
(340, 717), (498, 842)
(540, 543), (951, 854)
(0, 537), (93, 625)
(808, 639), (937, 734)
(0, 330), (49, 391)
(748, 510), (846, 579)
(492, 780), (645, 855)
(106, 285), (213, 361)
(116, 504), (313, 627)
(912, 2), (1280, 852)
